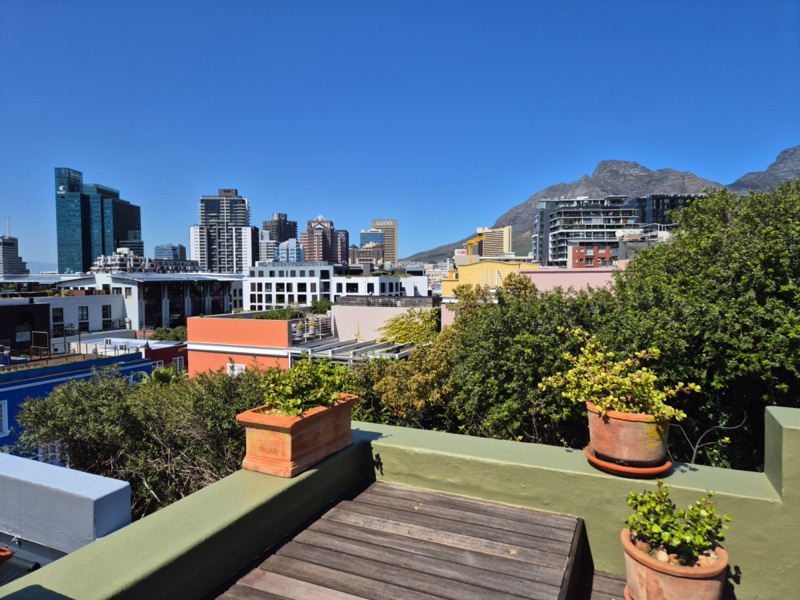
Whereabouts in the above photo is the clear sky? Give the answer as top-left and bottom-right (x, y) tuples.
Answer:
(1, 0), (798, 265)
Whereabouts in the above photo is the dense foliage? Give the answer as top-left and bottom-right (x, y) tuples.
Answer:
(148, 326), (187, 341)
(378, 307), (440, 345)
(254, 307), (305, 320)
(261, 358), (357, 416)
(365, 182), (800, 468)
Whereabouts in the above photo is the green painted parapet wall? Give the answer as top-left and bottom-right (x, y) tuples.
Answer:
(1, 407), (796, 599)
(358, 406), (800, 600)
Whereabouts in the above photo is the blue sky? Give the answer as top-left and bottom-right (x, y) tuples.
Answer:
(1, 0), (798, 265)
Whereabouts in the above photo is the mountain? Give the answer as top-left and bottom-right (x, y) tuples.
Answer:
(727, 146), (800, 194)
(405, 145), (800, 263)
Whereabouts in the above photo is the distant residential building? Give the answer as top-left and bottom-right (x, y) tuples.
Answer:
(258, 231), (278, 262)
(89, 248), (200, 274)
(0, 235), (29, 275)
(154, 244), (186, 261)
(276, 238), (305, 262)
(371, 219), (398, 264)
(262, 213), (297, 244)
(189, 188), (256, 274)
(360, 229), (385, 248)
(55, 168), (144, 273)
(476, 226), (513, 257)
(531, 195), (639, 267)
(630, 193), (705, 225)
(300, 216), (336, 262)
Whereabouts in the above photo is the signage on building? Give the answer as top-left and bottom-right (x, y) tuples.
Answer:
(57, 184), (66, 196)
(374, 220), (396, 226)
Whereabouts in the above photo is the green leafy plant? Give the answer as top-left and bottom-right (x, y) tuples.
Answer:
(624, 481), (730, 566)
(260, 357), (356, 416)
(254, 307), (305, 320)
(538, 328), (697, 420)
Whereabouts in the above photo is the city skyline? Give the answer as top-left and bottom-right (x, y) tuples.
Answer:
(2, 1), (798, 264)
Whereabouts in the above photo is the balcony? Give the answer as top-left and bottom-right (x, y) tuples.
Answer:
(1, 407), (797, 599)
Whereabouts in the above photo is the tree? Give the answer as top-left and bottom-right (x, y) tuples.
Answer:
(377, 308), (440, 345)
(149, 326), (187, 342)
(610, 181), (800, 467)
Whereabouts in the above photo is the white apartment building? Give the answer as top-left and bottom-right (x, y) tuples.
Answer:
(243, 262), (427, 311)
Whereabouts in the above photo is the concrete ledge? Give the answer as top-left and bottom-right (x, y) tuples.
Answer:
(0, 454), (131, 555)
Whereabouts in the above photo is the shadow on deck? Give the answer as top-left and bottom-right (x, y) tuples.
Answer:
(217, 482), (626, 600)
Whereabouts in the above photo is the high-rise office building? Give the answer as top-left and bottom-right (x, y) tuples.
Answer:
(262, 213), (297, 244)
(333, 230), (349, 263)
(371, 219), (398, 264)
(189, 188), (256, 274)
(154, 244), (187, 261)
(0, 235), (29, 275)
(258, 231), (278, 262)
(276, 238), (305, 262)
(55, 168), (144, 273)
(300, 216), (335, 262)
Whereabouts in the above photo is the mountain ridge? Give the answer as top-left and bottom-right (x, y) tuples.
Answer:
(405, 145), (800, 262)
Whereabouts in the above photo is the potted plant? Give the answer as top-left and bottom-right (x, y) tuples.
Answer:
(539, 329), (698, 469)
(236, 358), (358, 477)
(622, 481), (730, 600)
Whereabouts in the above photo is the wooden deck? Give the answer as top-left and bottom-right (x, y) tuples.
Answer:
(218, 482), (626, 600)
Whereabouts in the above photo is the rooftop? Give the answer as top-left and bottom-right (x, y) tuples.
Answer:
(1, 407), (797, 599)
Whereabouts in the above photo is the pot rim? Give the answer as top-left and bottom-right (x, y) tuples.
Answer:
(586, 401), (669, 423)
(621, 528), (729, 579)
(236, 393), (358, 427)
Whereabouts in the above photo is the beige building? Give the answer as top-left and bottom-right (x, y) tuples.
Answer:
(371, 219), (398, 264)
(476, 226), (513, 257)
(440, 260), (530, 297)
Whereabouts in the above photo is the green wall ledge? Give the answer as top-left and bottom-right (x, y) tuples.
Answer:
(2, 406), (797, 600)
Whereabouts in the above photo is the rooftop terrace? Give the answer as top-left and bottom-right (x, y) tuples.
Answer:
(1, 406), (797, 599)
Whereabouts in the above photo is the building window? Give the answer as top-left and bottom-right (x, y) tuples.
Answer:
(0, 400), (7, 438)
(290, 270), (296, 277)
(124, 287), (133, 296)
(173, 356), (185, 373)
(78, 306), (89, 321)
(311, 282), (317, 293)
(367, 283), (374, 294)
(38, 444), (61, 465)
(299, 270), (306, 277)
(102, 304), (112, 319)
(52, 307), (64, 323)
(227, 363), (246, 376)
(113, 287), (122, 294)
(336, 283), (343, 293)
(297, 282), (307, 292)
(152, 360), (164, 369)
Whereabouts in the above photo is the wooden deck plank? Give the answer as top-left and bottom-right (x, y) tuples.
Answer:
(579, 571), (627, 599)
(361, 483), (578, 530)
(325, 500), (572, 567)
(260, 554), (451, 600)
(239, 569), (369, 600)
(273, 542), (542, 600)
(307, 518), (566, 587)
(291, 528), (562, 600)
(352, 488), (575, 543)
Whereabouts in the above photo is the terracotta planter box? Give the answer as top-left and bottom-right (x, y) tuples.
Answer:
(586, 401), (669, 467)
(621, 528), (728, 600)
(236, 394), (358, 477)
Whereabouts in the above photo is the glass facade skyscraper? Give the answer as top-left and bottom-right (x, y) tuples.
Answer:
(55, 168), (143, 273)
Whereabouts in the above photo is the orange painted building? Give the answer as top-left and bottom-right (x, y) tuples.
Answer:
(187, 315), (292, 376)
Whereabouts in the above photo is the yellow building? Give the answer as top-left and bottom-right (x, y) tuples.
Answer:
(440, 260), (535, 296)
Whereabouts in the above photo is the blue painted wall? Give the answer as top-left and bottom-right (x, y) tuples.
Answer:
(0, 355), (152, 448)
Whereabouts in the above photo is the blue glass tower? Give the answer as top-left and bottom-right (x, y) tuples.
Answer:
(55, 168), (143, 273)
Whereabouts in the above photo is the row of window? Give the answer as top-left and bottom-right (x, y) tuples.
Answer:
(250, 282), (319, 293)
(252, 269), (331, 279)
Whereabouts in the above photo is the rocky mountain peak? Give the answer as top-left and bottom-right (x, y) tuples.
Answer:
(767, 145), (800, 180)
(592, 160), (652, 179)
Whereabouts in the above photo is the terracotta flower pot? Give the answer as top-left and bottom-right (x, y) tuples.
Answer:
(621, 529), (728, 600)
(236, 393), (358, 478)
(586, 401), (669, 467)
